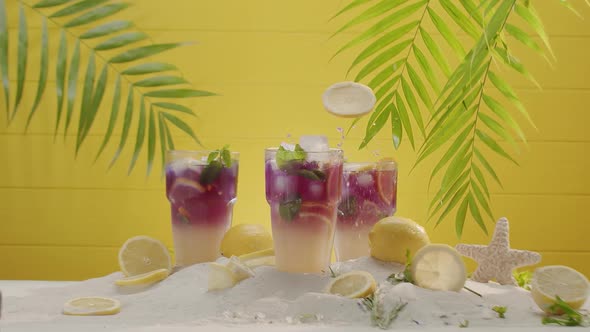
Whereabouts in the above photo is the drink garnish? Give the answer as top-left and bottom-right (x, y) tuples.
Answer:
(492, 306), (507, 318)
(276, 144), (306, 170)
(296, 169), (327, 181)
(200, 145), (232, 185)
(542, 296), (589, 327)
(278, 195), (302, 221)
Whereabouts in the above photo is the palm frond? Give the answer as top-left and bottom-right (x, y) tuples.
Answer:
(2, 0), (215, 175)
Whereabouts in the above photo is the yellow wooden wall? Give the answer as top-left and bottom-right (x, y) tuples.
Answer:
(1, 1), (589, 280)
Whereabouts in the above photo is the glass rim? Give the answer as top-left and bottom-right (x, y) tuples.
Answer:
(343, 160), (397, 171)
(167, 149), (240, 156)
(264, 147), (343, 154)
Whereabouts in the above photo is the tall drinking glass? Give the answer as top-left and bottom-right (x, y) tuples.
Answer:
(335, 160), (397, 261)
(265, 148), (343, 273)
(165, 150), (239, 266)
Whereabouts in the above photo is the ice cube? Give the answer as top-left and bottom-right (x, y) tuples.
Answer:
(357, 173), (374, 187)
(299, 135), (329, 152)
(280, 142), (296, 151)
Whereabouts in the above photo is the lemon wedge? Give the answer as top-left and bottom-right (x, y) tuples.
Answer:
(410, 244), (467, 292)
(118, 235), (171, 277)
(208, 262), (239, 291)
(326, 270), (377, 299)
(115, 268), (170, 287)
(531, 265), (589, 313)
(226, 256), (255, 281)
(63, 297), (121, 316)
(322, 81), (376, 118)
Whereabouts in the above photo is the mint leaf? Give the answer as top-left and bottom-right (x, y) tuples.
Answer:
(492, 306), (507, 318)
(279, 196), (302, 221)
(207, 151), (219, 163)
(297, 169), (326, 181)
(221, 146), (232, 167)
(276, 144), (306, 170)
(542, 296), (588, 327)
(200, 160), (223, 185)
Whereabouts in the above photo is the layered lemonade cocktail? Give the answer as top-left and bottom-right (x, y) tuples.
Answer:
(335, 160), (397, 261)
(165, 150), (239, 266)
(265, 143), (343, 273)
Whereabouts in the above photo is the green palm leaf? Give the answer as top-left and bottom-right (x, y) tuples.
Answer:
(427, 7), (465, 58)
(64, 40), (80, 138)
(440, 0), (479, 39)
(359, 96), (391, 149)
(94, 32), (147, 51)
(64, 3), (129, 28)
(145, 89), (216, 98)
(162, 112), (201, 146)
(75, 52), (96, 153)
(329, 0), (373, 20)
(455, 199), (469, 237)
(412, 45), (440, 93)
(50, 0), (109, 18)
(354, 39), (412, 81)
(146, 106), (157, 176)
(400, 76), (424, 135)
(13, 5), (27, 119)
(110, 43), (186, 63)
(482, 94), (525, 143)
(153, 102), (196, 117)
(467, 193), (487, 234)
(471, 180), (493, 219)
(488, 71), (535, 129)
(390, 102), (402, 149)
(157, 112), (168, 175)
(34, 0), (73, 8)
(476, 129), (518, 165)
(331, 0), (407, 37)
(514, 3), (555, 58)
(0, 0), (9, 116)
(94, 75), (121, 161)
(406, 64), (432, 108)
(121, 62), (178, 75)
(54, 30), (67, 137)
(134, 76), (188, 88)
(79, 20), (133, 39)
(419, 27), (451, 76)
(109, 87), (134, 169)
(128, 98), (147, 174)
(25, 18), (49, 131)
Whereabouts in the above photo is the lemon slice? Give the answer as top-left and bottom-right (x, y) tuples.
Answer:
(410, 244), (467, 292)
(114, 268), (170, 287)
(531, 265), (589, 313)
(369, 216), (430, 263)
(238, 247), (275, 261)
(326, 270), (377, 299)
(118, 235), (172, 277)
(226, 256), (255, 281)
(208, 262), (238, 291)
(63, 297), (121, 316)
(322, 81), (376, 118)
(244, 255), (276, 268)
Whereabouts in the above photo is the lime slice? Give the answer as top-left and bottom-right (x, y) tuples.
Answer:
(326, 270), (377, 299)
(115, 268), (170, 287)
(410, 244), (467, 292)
(322, 81), (376, 118)
(63, 297), (121, 316)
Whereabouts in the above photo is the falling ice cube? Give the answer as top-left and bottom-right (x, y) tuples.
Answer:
(299, 135), (329, 152)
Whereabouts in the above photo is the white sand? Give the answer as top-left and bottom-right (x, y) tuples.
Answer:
(0, 257), (586, 331)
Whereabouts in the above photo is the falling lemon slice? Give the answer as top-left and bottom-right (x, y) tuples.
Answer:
(63, 297), (121, 316)
(322, 81), (376, 118)
(114, 268), (170, 287)
(208, 262), (239, 291)
(118, 235), (172, 277)
(531, 265), (589, 313)
(410, 244), (467, 292)
(326, 270), (377, 299)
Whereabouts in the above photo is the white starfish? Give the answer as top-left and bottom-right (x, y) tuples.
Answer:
(455, 217), (541, 285)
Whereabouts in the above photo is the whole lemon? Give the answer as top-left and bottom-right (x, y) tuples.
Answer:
(369, 216), (430, 263)
(220, 224), (273, 258)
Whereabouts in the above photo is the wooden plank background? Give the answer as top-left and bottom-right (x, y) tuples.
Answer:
(0, 0), (589, 280)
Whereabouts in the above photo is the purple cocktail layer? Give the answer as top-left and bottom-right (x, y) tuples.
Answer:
(166, 159), (239, 226)
(265, 161), (342, 205)
(337, 167), (397, 226)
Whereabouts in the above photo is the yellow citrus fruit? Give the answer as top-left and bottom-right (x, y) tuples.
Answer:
(220, 224), (273, 257)
(238, 247), (275, 261)
(226, 256), (255, 281)
(410, 244), (467, 292)
(208, 262), (238, 291)
(326, 270), (377, 299)
(118, 235), (172, 277)
(531, 265), (589, 313)
(369, 216), (430, 263)
(63, 297), (121, 316)
(114, 268), (170, 287)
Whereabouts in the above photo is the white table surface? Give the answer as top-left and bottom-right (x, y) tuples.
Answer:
(0, 280), (580, 332)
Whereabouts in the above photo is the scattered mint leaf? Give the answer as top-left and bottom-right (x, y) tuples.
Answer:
(492, 306), (507, 318)
(297, 169), (326, 181)
(542, 296), (589, 327)
(459, 320), (469, 328)
(387, 249), (413, 284)
(276, 144), (306, 170)
(200, 160), (223, 185)
(513, 270), (532, 291)
(279, 196), (302, 221)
